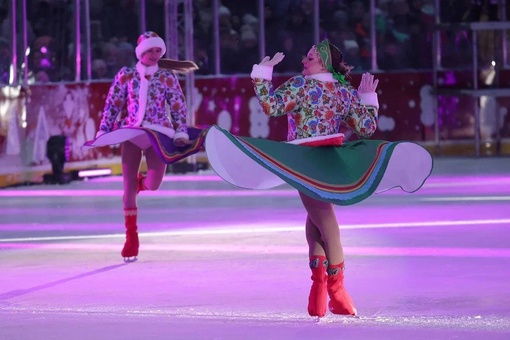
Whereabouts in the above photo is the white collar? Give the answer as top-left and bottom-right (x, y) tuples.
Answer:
(304, 73), (336, 82)
(133, 61), (159, 127)
(136, 61), (159, 77)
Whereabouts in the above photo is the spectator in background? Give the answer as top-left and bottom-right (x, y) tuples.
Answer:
(116, 42), (136, 70)
(34, 70), (50, 83)
(242, 13), (259, 33)
(465, 0), (501, 21)
(347, 0), (366, 30)
(343, 39), (363, 71)
(194, 38), (212, 75)
(92, 59), (108, 79)
(218, 5), (233, 34)
(326, 9), (357, 49)
(378, 31), (409, 69)
(2, 5), (35, 76)
(237, 28), (259, 73)
(0, 37), (10, 84)
(407, 0), (434, 69)
(30, 35), (58, 82)
(440, 0), (471, 22)
(98, 0), (139, 43)
(275, 31), (304, 73)
(264, 1), (285, 58)
(319, 0), (349, 32)
(145, 0), (166, 35)
(101, 42), (119, 78)
(283, 5), (314, 57)
(90, 20), (105, 61)
(194, 0), (214, 39)
(354, 12), (373, 70)
(220, 29), (241, 74)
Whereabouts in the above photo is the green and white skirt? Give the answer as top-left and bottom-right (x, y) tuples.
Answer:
(205, 125), (433, 206)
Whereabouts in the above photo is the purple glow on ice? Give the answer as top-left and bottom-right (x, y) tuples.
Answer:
(0, 189), (298, 197)
(2, 242), (509, 258)
(89, 174), (224, 182)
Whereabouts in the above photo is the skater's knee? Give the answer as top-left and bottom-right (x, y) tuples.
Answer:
(143, 179), (163, 191)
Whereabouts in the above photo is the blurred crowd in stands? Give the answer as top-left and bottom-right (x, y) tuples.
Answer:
(0, 0), (508, 83)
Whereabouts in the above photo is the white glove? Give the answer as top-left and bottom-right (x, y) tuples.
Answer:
(358, 72), (379, 93)
(259, 52), (285, 67)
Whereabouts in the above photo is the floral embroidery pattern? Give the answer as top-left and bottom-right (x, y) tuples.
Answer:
(99, 66), (187, 133)
(309, 87), (323, 105)
(253, 76), (378, 141)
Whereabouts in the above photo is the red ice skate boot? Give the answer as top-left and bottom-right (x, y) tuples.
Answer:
(308, 255), (328, 317)
(121, 208), (139, 261)
(137, 173), (146, 194)
(327, 262), (357, 316)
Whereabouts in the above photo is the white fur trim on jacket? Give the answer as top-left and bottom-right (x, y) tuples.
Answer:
(305, 73), (336, 82)
(136, 36), (166, 60)
(173, 131), (190, 141)
(133, 62), (159, 127)
(358, 92), (379, 109)
(250, 64), (273, 80)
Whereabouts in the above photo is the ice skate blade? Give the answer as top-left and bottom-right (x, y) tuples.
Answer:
(123, 256), (138, 263)
(311, 316), (322, 323)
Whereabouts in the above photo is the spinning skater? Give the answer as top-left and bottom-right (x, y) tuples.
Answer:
(205, 39), (433, 317)
(84, 31), (206, 261)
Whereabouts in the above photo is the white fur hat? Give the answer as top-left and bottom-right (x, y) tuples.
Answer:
(135, 31), (166, 60)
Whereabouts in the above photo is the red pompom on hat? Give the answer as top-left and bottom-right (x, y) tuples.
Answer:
(135, 31), (166, 60)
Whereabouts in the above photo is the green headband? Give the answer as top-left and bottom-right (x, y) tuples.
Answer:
(315, 39), (347, 85)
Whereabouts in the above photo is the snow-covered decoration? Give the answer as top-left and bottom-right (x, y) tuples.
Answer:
(6, 109), (20, 156)
(217, 110), (232, 131)
(480, 95), (497, 138)
(207, 100), (216, 112)
(58, 87), (92, 160)
(378, 115), (395, 132)
(190, 86), (203, 118)
(248, 97), (269, 138)
(31, 106), (49, 163)
(419, 85), (435, 127)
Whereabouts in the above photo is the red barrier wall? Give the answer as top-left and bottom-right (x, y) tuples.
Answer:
(1, 71), (509, 187)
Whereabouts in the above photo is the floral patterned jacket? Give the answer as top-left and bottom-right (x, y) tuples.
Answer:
(251, 70), (378, 141)
(98, 66), (188, 137)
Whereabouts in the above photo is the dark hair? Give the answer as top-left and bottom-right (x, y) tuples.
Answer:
(329, 42), (353, 78)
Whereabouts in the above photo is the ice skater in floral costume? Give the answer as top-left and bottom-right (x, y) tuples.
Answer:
(84, 31), (205, 261)
(205, 39), (432, 317)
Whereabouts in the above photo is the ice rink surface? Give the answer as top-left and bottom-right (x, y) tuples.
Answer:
(1, 157), (510, 340)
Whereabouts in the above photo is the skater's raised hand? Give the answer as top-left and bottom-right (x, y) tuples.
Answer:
(358, 72), (379, 93)
(259, 52), (285, 67)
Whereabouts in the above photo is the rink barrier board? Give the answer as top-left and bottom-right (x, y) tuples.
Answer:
(1, 72), (509, 188)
